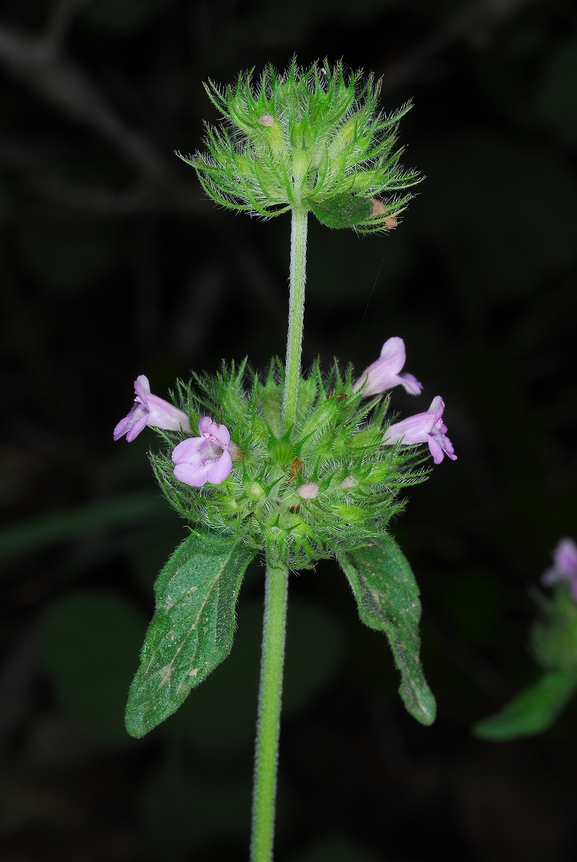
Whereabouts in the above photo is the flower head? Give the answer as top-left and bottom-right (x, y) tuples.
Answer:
(172, 417), (234, 487)
(114, 375), (191, 442)
(149, 361), (435, 569)
(352, 337), (422, 398)
(541, 538), (577, 600)
(383, 396), (456, 464)
(179, 59), (420, 233)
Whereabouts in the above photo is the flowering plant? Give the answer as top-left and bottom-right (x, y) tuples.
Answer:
(115, 60), (456, 862)
(474, 538), (577, 740)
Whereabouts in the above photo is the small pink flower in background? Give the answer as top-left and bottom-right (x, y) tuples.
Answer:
(541, 538), (577, 600)
(172, 417), (234, 487)
(383, 396), (457, 465)
(352, 337), (422, 398)
(114, 375), (192, 442)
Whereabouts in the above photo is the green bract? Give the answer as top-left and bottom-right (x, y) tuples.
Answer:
(179, 59), (420, 232)
(150, 362), (429, 570)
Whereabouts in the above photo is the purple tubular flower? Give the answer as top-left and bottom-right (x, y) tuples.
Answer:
(383, 396), (457, 464)
(541, 538), (577, 600)
(172, 417), (233, 487)
(113, 375), (192, 442)
(352, 337), (423, 398)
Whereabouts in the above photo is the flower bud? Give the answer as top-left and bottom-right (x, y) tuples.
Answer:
(297, 482), (319, 500)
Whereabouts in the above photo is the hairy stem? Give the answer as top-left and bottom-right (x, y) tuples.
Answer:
(282, 206), (308, 430)
(250, 562), (289, 862)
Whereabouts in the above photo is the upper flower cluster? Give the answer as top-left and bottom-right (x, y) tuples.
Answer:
(179, 59), (420, 232)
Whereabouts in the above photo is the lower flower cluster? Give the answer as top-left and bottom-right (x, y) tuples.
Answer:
(114, 338), (456, 568)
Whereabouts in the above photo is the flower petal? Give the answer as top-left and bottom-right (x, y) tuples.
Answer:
(113, 403), (149, 441)
(379, 336), (406, 371)
(384, 395), (456, 463)
(353, 337), (422, 397)
(554, 538), (577, 577)
(384, 411), (436, 445)
(172, 425), (232, 487)
(172, 438), (214, 486)
(428, 396), (445, 423)
(173, 460), (212, 486)
(146, 395), (191, 433)
(398, 373), (423, 395)
(114, 375), (190, 440)
(172, 437), (208, 464)
(427, 436), (446, 464)
(206, 449), (232, 484)
(134, 375), (151, 398)
(198, 416), (231, 446)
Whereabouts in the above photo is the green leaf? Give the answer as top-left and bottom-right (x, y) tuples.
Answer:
(337, 535), (436, 725)
(125, 529), (256, 737)
(307, 194), (373, 229)
(473, 669), (577, 740)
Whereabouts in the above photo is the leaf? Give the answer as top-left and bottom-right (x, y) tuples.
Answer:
(472, 669), (577, 740)
(337, 535), (436, 725)
(125, 529), (256, 737)
(307, 194), (373, 229)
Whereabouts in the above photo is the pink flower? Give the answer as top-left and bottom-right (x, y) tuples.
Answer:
(172, 417), (234, 487)
(114, 375), (191, 442)
(352, 337), (422, 398)
(383, 396), (457, 464)
(541, 538), (577, 600)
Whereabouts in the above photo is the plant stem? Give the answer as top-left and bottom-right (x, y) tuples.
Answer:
(250, 562), (289, 862)
(282, 206), (308, 430)
(251, 205), (305, 859)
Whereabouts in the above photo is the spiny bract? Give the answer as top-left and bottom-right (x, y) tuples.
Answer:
(150, 361), (429, 569)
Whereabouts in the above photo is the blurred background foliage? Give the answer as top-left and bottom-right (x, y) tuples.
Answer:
(1, 0), (577, 860)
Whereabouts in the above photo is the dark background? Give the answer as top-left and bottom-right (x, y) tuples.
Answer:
(1, 0), (577, 860)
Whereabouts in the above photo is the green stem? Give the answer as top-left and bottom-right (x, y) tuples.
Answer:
(250, 562), (289, 862)
(282, 206), (308, 430)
